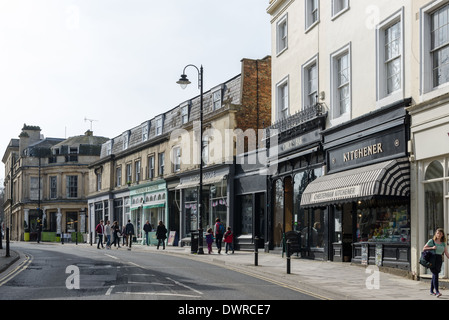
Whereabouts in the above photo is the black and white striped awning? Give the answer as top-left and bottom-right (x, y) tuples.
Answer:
(301, 158), (410, 208)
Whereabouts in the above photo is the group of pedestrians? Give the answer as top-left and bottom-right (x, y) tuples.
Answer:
(205, 218), (234, 255)
(95, 219), (167, 250)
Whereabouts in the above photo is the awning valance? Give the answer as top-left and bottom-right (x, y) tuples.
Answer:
(301, 158), (410, 208)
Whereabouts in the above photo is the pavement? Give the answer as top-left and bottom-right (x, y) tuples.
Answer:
(0, 241), (447, 300)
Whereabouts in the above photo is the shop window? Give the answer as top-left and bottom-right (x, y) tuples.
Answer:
(184, 188), (198, 236)
(210, 181), (227, 229)
(240, 195), (253, 235)
(356, 203), (410, 243)
(273, 179), (284, 247)
(425, 160), (444, 180)
(424, 160), (445, 246)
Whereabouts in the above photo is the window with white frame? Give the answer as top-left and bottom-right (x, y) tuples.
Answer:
(173, 147), (181, 172)
(302, 55), (319, 108)
(331, 44), (351, 121)
(305, 0), (319, 31)
(126, 163), (132, 184)
(156, 116), (163, 136)
(50, 176), (57, 199)
(158, 152), (165, 176)
(432, 4), (449, 87)
(66, 175), (78, 198)
(142, 122), (149, 141)
(135, 160), (141, 183)
(213, 89), (222, 110)
(181, 103), (189, 124)
(421, 1), (449, 95)
(148, 155), (155, 179)
(332, 0), (349, 19)
(276, 77), (289, 121)
(116, 166), (122, 187)
(123, 131), (130, 150)
(377, 11), (403, 101)
(277, 14), (288, 54)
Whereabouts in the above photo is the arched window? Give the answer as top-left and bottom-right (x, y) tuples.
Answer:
(424, 161), (444, 250)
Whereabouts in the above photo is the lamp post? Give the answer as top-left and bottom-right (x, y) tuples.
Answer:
(177, 64), (204, 255)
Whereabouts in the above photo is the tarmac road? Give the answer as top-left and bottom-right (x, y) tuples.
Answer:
(0, 242), (321, 301)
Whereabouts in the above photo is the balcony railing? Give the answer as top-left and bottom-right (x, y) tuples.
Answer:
(264, 103), (327, 140)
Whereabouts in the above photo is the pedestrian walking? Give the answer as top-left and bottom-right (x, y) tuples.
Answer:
(111, 221), (121, 249)
(125, 220), (135, 250)
(423, 228), (449, 297)
(121, 225), (127, 246)
(214, 218), (225, 254)
(224, 226), (234, 254)
(143, 220), (152, 246)
(156, 221), (167, 250)
(105, 220), (112, 249)
(95, 220), (105, 249)
(205, 228), (214, 254)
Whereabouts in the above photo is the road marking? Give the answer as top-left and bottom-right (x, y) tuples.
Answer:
(105, 285), (115, 296)
(104, 254), (119, 260)
(166, 277), (203, 296)
(114, 291), (201, 298)
(128, 281), (174, 286)
(0, 254), (32, 287)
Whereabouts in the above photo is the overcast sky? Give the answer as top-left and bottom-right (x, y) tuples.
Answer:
(0, 0), (271, 183)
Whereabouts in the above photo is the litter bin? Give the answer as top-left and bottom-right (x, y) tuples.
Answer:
(190, 231), (199, 254)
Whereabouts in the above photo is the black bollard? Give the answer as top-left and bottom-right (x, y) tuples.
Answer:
(61, 232), (64, 245)
(75, 232), (78, 245)
(5, 228), (10, 258)
(286, 240), (291, 274)
(254, 237), (259, 266)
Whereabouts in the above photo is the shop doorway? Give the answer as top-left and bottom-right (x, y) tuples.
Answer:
(333, 203), (354, 262)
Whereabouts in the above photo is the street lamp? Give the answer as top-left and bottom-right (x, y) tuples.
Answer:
(177, 64), (204, 255)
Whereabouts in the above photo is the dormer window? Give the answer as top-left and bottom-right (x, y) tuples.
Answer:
(212, 88), (222, 110)
(156, 116), (164, 136)
(181, 103), (190, 124)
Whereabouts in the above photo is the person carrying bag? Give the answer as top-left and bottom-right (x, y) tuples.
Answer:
(422, 228), (449, 297)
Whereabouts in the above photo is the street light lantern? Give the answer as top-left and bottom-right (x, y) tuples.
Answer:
(177, 74), (191, 90)
(177, 64), (204, 255)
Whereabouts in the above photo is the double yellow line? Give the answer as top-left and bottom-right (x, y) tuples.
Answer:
(0, 254), (32, 287)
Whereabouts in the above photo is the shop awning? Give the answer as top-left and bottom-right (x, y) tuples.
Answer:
(301, 158), (410, 208)
(175, 173), (227, 190)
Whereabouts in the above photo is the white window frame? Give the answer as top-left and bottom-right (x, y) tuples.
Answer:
(123, 131), (130, 150)
(305, 0), (319, 32)
(302, 55), (319, 109)
(376, 8), (404, 106)
(330, 43), (352, 126)
(276, 13), (288, 55)
(172, 146), (181, 172)
(148, 155), (155, 179)
(142, 121), (150, 141)
(135, 160), (141, 183)
(156, 116), (164, 136)
(421, 0), (449, 100)
(212, 88), (222, 110)
(116, 166), (122, 187)
(331, 0), (349, 20)
(181, 103), (189, 125)
(276, 76), (289, 121)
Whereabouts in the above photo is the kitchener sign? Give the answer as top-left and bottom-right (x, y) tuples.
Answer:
(327, 129), (406, 173)
(311, 186), (361, 204)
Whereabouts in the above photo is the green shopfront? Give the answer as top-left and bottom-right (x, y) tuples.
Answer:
(129, 180), (168, 244)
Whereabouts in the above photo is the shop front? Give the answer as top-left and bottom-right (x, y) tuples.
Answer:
(129, 180), (168, 243)
(301, 100), (412, 270)
(176, 166), (230, 246)
(408, 95), (449, 278)
(265, 105), (327, 258)
(234, 151), (267, 250)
